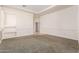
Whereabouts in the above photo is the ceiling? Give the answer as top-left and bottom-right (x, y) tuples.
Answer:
(22, 5), (50, 12)
(4, 5), (51, 14)
(3, 5), (72, 15)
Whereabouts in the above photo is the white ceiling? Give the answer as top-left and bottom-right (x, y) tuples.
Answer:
(23, 5), (50, 12)
(3, 5), (72, 15)
(4, 5), (51, 13)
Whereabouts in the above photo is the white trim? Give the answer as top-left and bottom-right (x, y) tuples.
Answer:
(2, 34), (34, 40)
(40, 33), (78, 41)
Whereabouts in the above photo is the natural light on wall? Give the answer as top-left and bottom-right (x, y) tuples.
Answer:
(5, 14), (16, 27)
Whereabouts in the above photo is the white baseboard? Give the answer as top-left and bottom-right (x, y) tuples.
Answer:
(40, 33), (78, 40)
(2, 34), (34, 40)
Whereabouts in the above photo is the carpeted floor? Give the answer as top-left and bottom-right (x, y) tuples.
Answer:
(0, 34), (78, 53)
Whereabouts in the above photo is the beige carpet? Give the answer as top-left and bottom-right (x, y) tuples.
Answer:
(0, 35), (78, 53)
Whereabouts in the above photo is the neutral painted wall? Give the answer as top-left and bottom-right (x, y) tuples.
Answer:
(16, 10), (33, 37)
(78, 6), (79, 41)
(40, 6), (78, 40)
(0, 6), (1, 31)
(0, 7), (33, 39)
(0, 6), (78, 40)
(0, 7), (1, 40)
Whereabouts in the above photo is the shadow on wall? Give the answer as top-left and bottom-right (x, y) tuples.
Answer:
(0, 31), (2, 43)
(0, 31), (1, 39)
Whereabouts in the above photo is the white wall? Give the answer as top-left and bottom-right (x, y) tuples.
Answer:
(0, 6), (78, 40)
(16, 10), (33, 36)
(78, 6), (79, 41)
(1, 7), (33, 39)
(0, 7), (1, 40)
(40, 6), (78, 40)
(0, 6), (1, 31)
